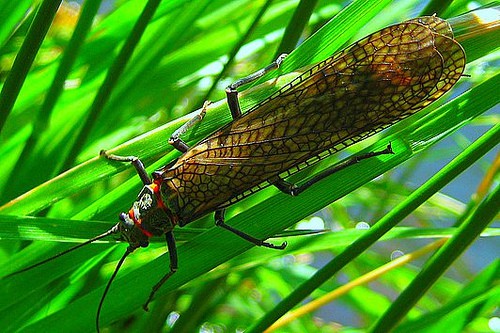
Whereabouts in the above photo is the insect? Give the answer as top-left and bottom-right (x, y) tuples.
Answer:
(8, 16), (465, 331)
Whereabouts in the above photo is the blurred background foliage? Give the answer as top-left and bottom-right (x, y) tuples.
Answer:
(0, 0), (498, 332)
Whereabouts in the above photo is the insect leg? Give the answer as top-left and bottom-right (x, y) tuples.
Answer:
(169, 100), (211, 153)
(215, 209), (287, 249)
(100, 150), (151, 185)
(168, 54), (288, 152)
(226, 53), (287, 119)
(143, 231), (178, 311)
(274, 144), (394, 196)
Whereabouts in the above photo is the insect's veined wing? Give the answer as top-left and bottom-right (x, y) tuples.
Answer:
(166, 17), (465, 219)
(403, 16), (466, 109)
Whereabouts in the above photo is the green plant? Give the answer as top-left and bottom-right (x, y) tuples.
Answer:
(0, 1), (498, 332)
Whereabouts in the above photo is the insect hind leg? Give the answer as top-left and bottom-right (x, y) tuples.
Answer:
(273, 143), (394, 196)
(168, 54), (287, 153)
(215, 209), (287, 249)
(226, 53), (287, 119)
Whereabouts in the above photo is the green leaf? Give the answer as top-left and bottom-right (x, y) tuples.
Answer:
(0, 1), (498, 332)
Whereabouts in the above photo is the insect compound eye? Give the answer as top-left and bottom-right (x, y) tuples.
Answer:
(119, 212), (134, 228)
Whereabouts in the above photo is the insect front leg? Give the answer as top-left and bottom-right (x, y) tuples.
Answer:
(274, 143), (395, 196)
(143, 231), (178, 311)
(100, 150), (152, 185)
(215, 209), (287, 249)
(226, 53), (287, 119)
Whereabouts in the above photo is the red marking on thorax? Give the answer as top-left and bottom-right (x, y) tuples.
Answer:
(128, 208), (154, 238)
(151, 180), (167, 210)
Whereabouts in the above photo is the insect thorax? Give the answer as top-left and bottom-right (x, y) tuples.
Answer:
(120, 182), (176, 243)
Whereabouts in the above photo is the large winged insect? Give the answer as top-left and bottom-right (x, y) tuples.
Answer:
(7, 16), (466, 331)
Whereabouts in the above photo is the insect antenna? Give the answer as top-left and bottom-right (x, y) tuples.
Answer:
(4, 223), (120, 278)
(96, 245), (137, 333)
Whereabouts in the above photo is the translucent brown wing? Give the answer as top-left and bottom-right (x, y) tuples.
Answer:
(162, 16), (466, 223)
